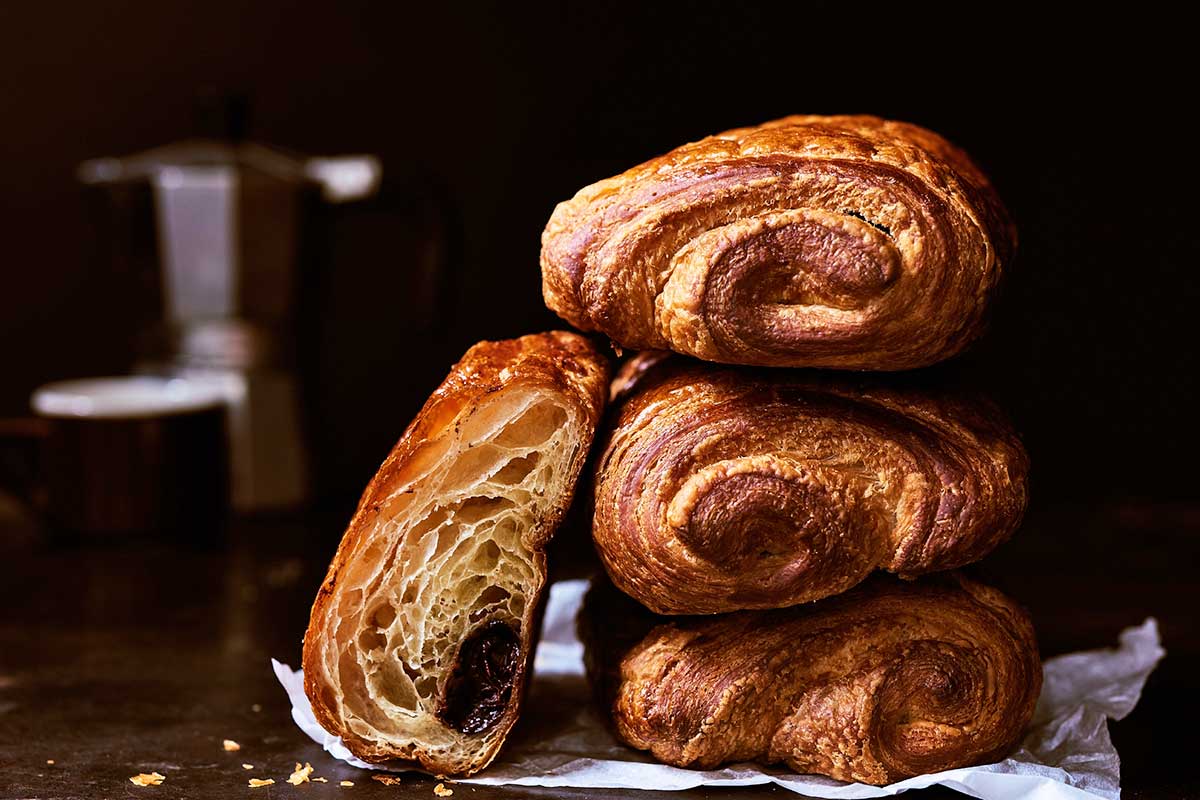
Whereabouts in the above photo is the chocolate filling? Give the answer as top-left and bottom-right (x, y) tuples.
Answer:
(437, 620), (521, 734)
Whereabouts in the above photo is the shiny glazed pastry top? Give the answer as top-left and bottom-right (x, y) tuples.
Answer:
(302, 332), (608, 776)
(542, 114), (1015, 369)
(581, 572), (1041, 784)
(592, 353), (1028, 615)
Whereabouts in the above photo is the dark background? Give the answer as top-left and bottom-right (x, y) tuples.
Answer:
(2, 2), (1196, 507)
(1, 7), (1198, 798)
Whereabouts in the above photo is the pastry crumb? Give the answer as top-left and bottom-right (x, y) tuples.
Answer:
(46, 759), (55, 765)
(251, 703), (262, 712)
(434, 783), (454, 797)
(222, 739), (241, 751)
(313, 777), (328, 783)
(340, 780), (354, 786)
(373, 774), (403, 786)
(248, 778), (275, 788)
(242, 763), (254, 770)
(129, 772), (166, 787)
(287, 762), (314, 785)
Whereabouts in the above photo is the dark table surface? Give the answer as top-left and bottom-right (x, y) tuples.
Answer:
(1, 500), (1197, 800)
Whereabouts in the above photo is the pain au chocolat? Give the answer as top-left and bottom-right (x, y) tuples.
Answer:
(581, 572), (1041, 784)
(542, 114), (1015, 370)
(593, 353), (1028, 615)
(303, 332), (607, 776)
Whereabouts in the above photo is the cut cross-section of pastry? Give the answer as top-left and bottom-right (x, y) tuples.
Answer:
(302, 332), (608, 776)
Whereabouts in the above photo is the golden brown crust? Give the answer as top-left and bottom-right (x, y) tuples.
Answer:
(582, 573), (1041, 784)
(593, 353), (1028, 615)
(302, 332), (608, 775)
(542, 114), (1016, 369)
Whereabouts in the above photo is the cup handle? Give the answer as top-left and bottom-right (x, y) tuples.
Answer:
(0, 417), (50, 509)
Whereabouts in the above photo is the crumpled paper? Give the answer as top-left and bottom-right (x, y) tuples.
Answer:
(274, 579), (1163, 800)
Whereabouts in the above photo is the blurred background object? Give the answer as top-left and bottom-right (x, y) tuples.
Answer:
(0, 375), (231, 539)
(30, 376), (229, 535)
(0, 1), (1195, 518)
(78, 93), (380, 511)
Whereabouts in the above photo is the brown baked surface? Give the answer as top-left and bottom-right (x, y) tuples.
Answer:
(302, 332), (608, 776)
(542, 114), (1015, 369)
(581, 572), (1041, 784)
(593, 353), (1028, 614)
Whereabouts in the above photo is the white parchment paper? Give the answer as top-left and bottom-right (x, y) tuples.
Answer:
(274, 579), (1163, 799)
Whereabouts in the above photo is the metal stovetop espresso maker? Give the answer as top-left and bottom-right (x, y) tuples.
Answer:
(80, 126), (380, 512)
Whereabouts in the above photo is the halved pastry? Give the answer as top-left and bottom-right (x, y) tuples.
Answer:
(302, 332), (608, 776)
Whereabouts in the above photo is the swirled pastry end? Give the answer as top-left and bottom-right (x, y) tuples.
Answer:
(593, 354), (1028, 615)
(582, 573), (1041, 784)
(302, 332), (608, 776)
(542, 114), (1016, 369)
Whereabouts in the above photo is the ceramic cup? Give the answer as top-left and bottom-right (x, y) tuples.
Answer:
(27, 376), (230, 537)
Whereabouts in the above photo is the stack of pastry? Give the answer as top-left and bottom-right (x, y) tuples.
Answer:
(301, 115), (1041, 784)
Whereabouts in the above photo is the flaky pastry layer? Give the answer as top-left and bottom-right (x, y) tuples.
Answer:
(542, 114), (1016, 369)
(593, 353), (1028, 614)
(582, 573), (1041, 784)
